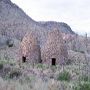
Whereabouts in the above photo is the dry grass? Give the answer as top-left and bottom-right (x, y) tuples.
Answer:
(0, 54), (90, 90)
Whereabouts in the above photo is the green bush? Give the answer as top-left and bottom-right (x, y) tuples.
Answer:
(0, 63), (3, 70)
(36, 64), (46, 70)
(66, 59), (72, 65)
(80, 51), (85, 53)
(6, 39), (14, 47)
(9, 70), (21, 79)
(80, 75), (89, 82)
(0, 60), (8, 65)
(37, 64), (43, 68)
(57, 71), (70, 81)
(0, 59), (16, 66)
(0, 60), (8, 70)
(74, 82), (90, 90)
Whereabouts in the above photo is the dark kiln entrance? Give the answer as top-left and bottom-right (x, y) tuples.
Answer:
(22, 56), (26, 63)
(52, 58), (56, 65)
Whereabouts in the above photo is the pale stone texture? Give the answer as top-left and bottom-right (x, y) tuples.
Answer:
(20, 31), (41, 64)
(41, 29), (68, 65)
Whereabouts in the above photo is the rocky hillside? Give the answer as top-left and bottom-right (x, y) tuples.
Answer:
(0, 0), (77, 60)
(0, 0), (75, 41)
(39, 21), (75, 34)
(0, 0), (36, 39)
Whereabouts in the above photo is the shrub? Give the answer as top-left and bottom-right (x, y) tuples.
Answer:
(80, 75), (90, 82)
(37, 64), (44, 68)
(37, 64), (49, 69)
(80, 51), (85, 53)
(74, 82), (90, 90)
(0, 60), (9, 71)
(0, 60), (8, 65)
(66, 59), (72, 65)
(57, 71), (70, 81)
(0, 63), (3, 70)
(6, 39), (14, 47)
(9, 70), (22, 79)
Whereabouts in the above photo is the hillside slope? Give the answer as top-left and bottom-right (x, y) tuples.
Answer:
(0, 0), (75, 41)
(0, 0), (76, 60)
